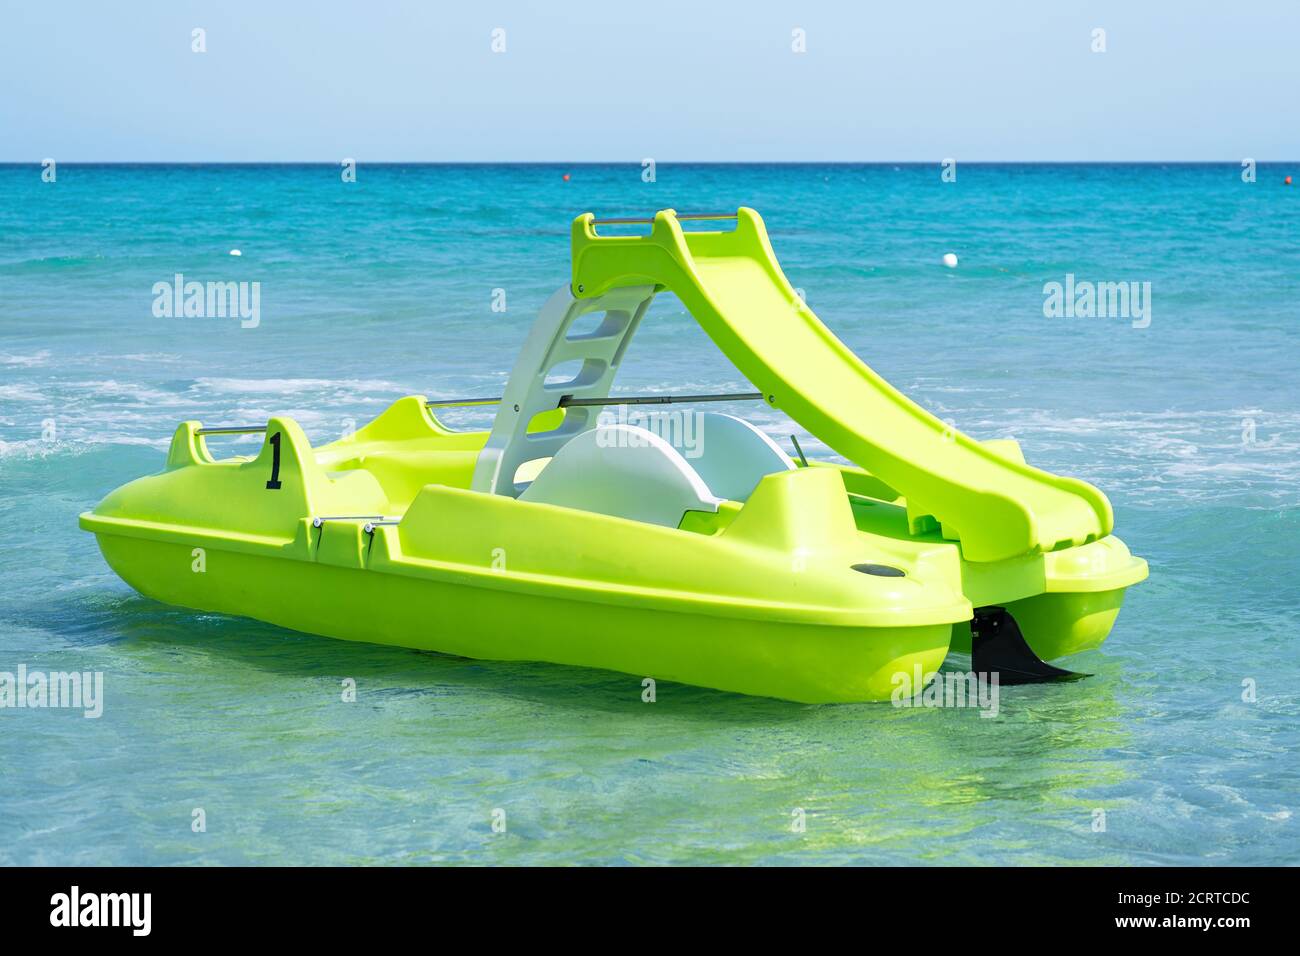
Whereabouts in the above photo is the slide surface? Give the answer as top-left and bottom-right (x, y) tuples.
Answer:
(572, 209), (1114, 563)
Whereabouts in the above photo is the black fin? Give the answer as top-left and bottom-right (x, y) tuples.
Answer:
(970, 606), (1088, 685)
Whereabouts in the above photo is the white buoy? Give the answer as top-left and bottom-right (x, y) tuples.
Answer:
(942, 253), (958, 268)
(229, 249), (242, 257)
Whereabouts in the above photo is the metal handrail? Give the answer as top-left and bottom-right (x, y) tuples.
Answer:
(589, 212), (738, 226)
(426, 391), (764, 410)
(312, 515), (395, 528)
(559, 391), (764, 407)
(195, 425), (267, 436)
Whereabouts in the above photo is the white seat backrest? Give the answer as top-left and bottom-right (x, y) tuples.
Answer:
(664, 412), (795, 502)
(519, 424), (721, 528)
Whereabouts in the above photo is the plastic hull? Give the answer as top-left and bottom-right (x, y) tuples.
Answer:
(94, 532), (954, 704)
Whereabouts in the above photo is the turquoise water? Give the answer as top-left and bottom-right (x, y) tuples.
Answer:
(1, 163), (1297, 865)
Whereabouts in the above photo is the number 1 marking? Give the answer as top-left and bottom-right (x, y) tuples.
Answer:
(266, 431), (283, 489)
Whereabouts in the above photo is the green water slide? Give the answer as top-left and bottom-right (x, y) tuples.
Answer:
(570, 208), (1113, 563)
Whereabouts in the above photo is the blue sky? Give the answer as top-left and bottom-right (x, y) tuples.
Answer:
(2, 0), (1296, 161)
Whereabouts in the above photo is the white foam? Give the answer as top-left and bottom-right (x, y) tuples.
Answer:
(0, 384), (47, 402)
(69, 380), (185, 404)
(0, 351), (51, 368)
(113, 353), (182, 363)
(194, 377), (408, 396)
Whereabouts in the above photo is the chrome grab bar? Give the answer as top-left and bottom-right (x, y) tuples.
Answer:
(558, 392), (764, 407)
(426, 391), (764, 410)
(195, 425), (268, 436)
(312, 515), (395, 528)
(589, 212), (738, 226)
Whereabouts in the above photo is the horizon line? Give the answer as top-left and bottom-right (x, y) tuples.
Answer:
(2, 160), (1295, 166)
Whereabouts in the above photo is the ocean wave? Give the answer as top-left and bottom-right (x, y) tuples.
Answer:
(112, 353), (182, 363)
(952, 407), (1300, 507)
(5, 364), (1296, 508)
(0, 350), (51, 367)
(0, 384), (48, 402)
(0, 253), (106, 271)
(0, 437), (112, 460)
(193, 376), (409, 396)
(67, 380), (188, 405)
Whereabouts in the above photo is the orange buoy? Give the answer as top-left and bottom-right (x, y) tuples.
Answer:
(562, 173), (571, 182)
(1286, 175), (1293, 186)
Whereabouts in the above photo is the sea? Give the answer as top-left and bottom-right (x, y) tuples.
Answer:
(1, 162), (1296, 864)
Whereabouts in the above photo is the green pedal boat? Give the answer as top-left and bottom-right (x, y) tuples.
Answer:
(81, 208), (1147, 703)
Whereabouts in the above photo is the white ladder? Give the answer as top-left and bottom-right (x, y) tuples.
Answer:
(471, 284), (656, 496)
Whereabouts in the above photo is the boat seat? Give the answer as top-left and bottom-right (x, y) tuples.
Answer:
(519, 424), (722, 527)
(321, 467), (389, 513)
(664, 412), (795, 502)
